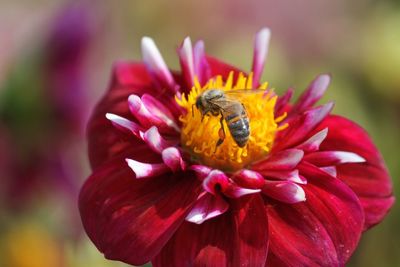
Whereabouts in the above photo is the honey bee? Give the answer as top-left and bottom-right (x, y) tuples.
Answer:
(194, 89), (254, 150)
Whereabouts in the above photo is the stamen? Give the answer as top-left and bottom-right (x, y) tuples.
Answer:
(177, 72), (285, 172)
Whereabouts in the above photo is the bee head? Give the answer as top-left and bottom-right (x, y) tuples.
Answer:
(195, 97), (203, 110)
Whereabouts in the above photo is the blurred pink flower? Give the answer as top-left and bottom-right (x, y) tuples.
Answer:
(0, 3), (97, 210)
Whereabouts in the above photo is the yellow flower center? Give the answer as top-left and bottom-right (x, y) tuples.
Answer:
(176, 72), (287, 172)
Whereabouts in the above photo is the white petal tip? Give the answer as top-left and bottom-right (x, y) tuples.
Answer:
(141, 36), (155, 49)
(126, 159), (167, 179)
(294, 189), (306, 202)
(105, 113), (118, 121)
(338, 152), (366, 163)
(162, 147), (185, 172)
(257, 28), (271, 40)
(186, 214), (206, 224)
(125, 159), (147, 178)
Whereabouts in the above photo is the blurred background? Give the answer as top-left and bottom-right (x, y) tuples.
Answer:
(0, 0), (399, 266)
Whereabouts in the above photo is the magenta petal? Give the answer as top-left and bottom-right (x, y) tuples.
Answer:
(111, 61), (153, 88)
(153, 195), (269, 267)
(275, 88), (294, 116)
(128, 94), (155, 127)
(251, 28), (271, 87)
(141, 37), (178, 92)
(291, 74), (331, 115)
(253, 149), (304, 171)
(296, 128), (328, 153)
(262, 180), (306, 203)
(141, 93), (179, 130)
(304, 151), (365, 167)
(126, 159), (169, 179)
(259, 169), (307, 184)
(320, 166), (337, 177)
(233, 169), (265, 189)
(359, 195), (395, 231)
(79, 162), (202, 266)
(161, 147), (185, 172)
(274, 102), (334, 151)
(202, 170), (230, 195)
(178, 37), (195, 88)
(266, 162), (364, 267)
(206, 55), (244, 80)
(105, 113), (143, 138)
(314, 115), (394, 229)
(223, 184), (261, 199)
(141, 126), (176, 154)
(337, 164), (394, 229)
(88, 63), (159, 169)
(190, 165), (212, 181)
(128, 94), (178, 133)
(185, 192), (229, 224)
(193, 40), (211, 85)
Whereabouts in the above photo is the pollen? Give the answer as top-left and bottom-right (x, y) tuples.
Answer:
(176, 72), (286, 172)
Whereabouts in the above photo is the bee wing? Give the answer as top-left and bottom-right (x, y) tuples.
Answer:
(208, 97), (234, 109)
(224, 88), (272, 101)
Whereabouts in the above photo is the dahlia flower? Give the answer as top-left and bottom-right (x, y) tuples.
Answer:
(79, 28), (394, 266)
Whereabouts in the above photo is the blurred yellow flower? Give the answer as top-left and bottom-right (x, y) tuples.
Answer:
(0, 223), (63, 267)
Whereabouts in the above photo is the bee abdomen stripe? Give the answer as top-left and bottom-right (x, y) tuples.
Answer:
(228, 120), (246, 130)
(225, 114), (238, 121)
(232, 131), (249, 139)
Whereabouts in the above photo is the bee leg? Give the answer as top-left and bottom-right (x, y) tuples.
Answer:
(214, 116), (225, 153)
(191, 104), (195, 117)
(201, 112), (210, 122)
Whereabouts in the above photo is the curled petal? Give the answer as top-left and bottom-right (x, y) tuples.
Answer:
(320, 166), (337, 177)
(161, 147), (185, 172)
(126, 159), (169, 179)
(141, 37), (177, 92)
(141, 94), (180, 131)
(259, 169), (307, 184)
(105, 113), (143, 138)
(232, 169), (265, 189)
(291, 74), (331, 115)
(304, 151), (366, 167)
(202, 170), (260, 198)
(266, 162), (364, 267)
(128, 94), (178, 133)
(153, 195), (269, 267)
(190, 165), (212, 181)
(79, 162), (202, 266)
(141, 126), (176, 154)
(275, 88), (294, 116)
(185, 192), (229, 224)
(193, 40), (211, 85)
(262, 180), (306, 204)
(275, 102), (334, 151)
(202, 170), (230, 195)
(224, 185), (261, 199)
(128, 94), (154, 126)
(251, 27), (271, 87)
(296, 128), (328, 153)
(253, 149), (304, 171)
(178, 37), (195, 88)
(88, 63), (158, 169)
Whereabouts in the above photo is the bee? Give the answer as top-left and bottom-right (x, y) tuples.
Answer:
(193, 89), (252, 150)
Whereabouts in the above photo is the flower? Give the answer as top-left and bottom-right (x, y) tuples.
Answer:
(79, 28), (394, 266)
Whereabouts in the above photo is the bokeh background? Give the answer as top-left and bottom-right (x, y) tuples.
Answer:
(0, 0), (399, 266)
